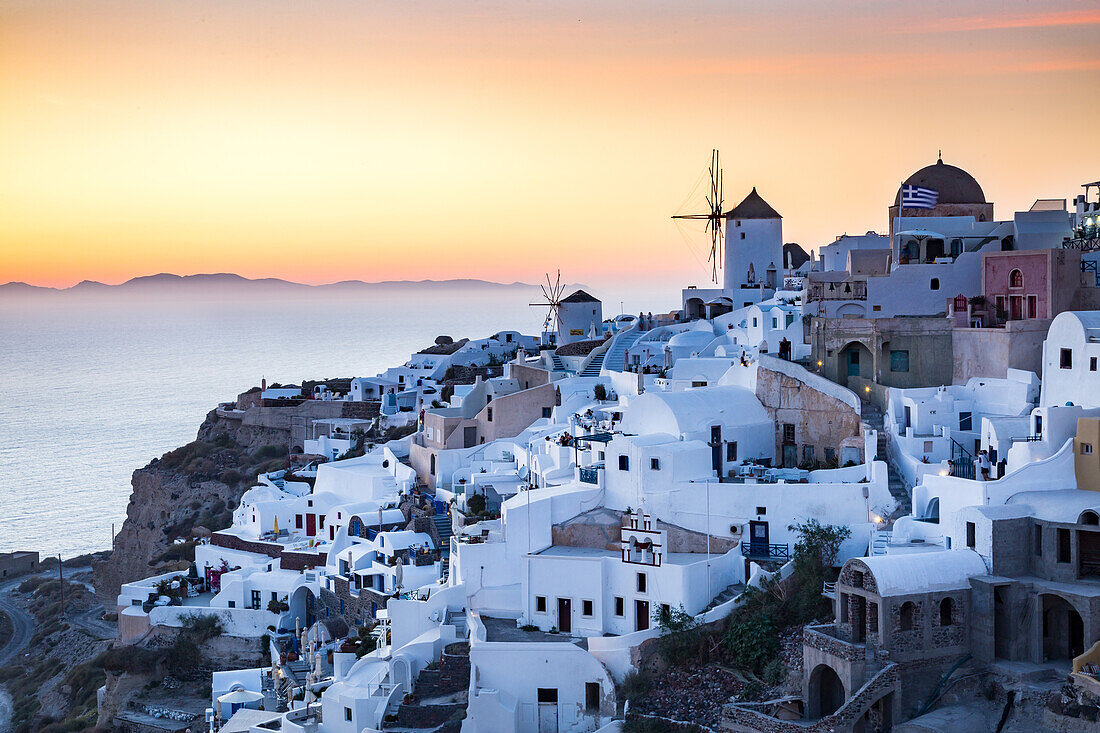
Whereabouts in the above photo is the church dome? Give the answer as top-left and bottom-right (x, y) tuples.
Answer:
(894, 158), (986, 206)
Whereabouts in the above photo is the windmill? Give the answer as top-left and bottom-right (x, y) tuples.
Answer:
(530, 270), (567, 340)
(672, 149), (725, 284)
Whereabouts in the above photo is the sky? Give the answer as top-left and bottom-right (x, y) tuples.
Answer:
(1, 0), (1098, 291)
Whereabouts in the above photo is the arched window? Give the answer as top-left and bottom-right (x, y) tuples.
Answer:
(1081, 511), (1100, 526)
(899, 601), (916, 631)
(939, 597), (955, 626)
(1010, 269), (1023, 288)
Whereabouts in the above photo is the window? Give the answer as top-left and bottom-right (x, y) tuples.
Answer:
(939, 597), (954, 626)
(959, 412), (972, 431)
(740, 232), (746, 240)
(890, 350), (910, 372)
(650, 458), (660, 470)
(636, 572), (647, 593)
(924, 440), (934, 453)
(1010, 269), (1023, 288)
(1082, 443), (1094, 455)
(1092, 357), (1098, 372)
(295, 514), (303, 529)
(345, 707), (353, 722)
(536, 596), (547, 613)
(228, 600), (236, 608)
(839, 593), (849, 622)
(1034, 524), (1043, 556)
(582, 599), (593, 616)
(756, 506), (767, 515)
(852, 571), (864, 589)
(930, 278), (940, 290)
(251, 590), (261, 609)
(586, 682), (600, 712)
(614, 597), (624, 616)
(869, 602), (879, 633)
(1058, 528), (1071, 563)
(691, 380), (707, 388)
(272, 591), (278, 601)
(537, 688), (558, 704)
(1061, 348), (1073, 369)
(542, 407), (553, 418)
(783, 423), (795, 443)
(752, 317), (758, 327)
(618, 455), (629, 471)
(803, 445), (815, 463)
(1028, 295), (1037, 318)
(726, 442), (737, 461)
(899, 601), (915, 631)
(486, 407), (493, 422)
(772, 318), (779, 329)
(966, 522), (976, 548)
(872, 305), (882, 312)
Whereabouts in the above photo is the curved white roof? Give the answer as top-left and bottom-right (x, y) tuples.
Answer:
(1007, 490), (1100, 523)
(620, 386), (770, 437)
(857, 549), (986, 597)
(668, 329), (715, 347)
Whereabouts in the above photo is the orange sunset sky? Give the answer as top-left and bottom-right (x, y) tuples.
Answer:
(1, 0), (1098, 290)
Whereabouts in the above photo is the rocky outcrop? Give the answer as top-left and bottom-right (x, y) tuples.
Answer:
(93, 409), (292, 605)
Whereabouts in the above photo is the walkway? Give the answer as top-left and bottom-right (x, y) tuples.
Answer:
(0, 578), (35, 665)
(860, 399), (910, 515)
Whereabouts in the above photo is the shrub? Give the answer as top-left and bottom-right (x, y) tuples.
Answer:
(762, 658), (786, 686)
(466, 494), (486, 515)
(267, 599), (289, 615)
(725, 608), (778, 672)
(653, 604), (704, 665)
(618, 670), (650, 703)
(180, 612), (224, 641)
(165, 637), (202, 670)
(740, 680), (765, 701)
(593, 383), (608, 401)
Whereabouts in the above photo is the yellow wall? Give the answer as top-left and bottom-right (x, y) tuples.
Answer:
(1074, 418), (1100, 492)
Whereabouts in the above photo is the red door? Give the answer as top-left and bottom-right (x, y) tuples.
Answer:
(306, 514), (316, 537)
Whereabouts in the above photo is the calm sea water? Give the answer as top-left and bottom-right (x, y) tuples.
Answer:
(0, 283), (676, 558)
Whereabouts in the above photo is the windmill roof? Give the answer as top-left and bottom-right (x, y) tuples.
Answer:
(561, 289), (600, 304)
(725, 188), (781, 219)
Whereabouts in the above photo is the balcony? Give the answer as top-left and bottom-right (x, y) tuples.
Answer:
(579, 464), (602, 485)
(741, 542), (790, 562)
(808, 280), (866, 302)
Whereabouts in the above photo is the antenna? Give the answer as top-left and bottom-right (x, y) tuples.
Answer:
(530, 270), (567, 335)
(672, 149), (725, 284)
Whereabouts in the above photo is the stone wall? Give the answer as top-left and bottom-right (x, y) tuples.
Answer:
(952, 320), (1050, 384)
(755, 360), (862, 467)
(319, 576), (389, 629)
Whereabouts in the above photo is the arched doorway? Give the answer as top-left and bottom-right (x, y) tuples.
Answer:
(1042, 594), (1084, 662)
(391, 655), (412, 694)
(838, 341), (873, 387)
(808, 664), (845, 718)
(685, 298), (705, 321)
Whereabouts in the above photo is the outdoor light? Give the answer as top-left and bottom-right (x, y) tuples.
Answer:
(939, 469), (948, 476)
(817, 360), (823, 367)
(872, 515), (883, 524)
(864, 386), (871, 393)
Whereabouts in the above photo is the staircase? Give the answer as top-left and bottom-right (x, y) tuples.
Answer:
(700, 583), (745, 614)
(579, 350), (606, 377)
(870, 530), (892, 556)
(861, 399), (911, 514)
(602, 327), (642, 374)
(432, 515), (453, 553)
(550, 353), (566, 372)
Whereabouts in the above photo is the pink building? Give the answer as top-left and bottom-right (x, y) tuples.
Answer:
(950, 249), (1086, 328)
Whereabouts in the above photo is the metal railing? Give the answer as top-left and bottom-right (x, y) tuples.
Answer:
(740, 542), (790, 561)
(579, 465), (602, 485)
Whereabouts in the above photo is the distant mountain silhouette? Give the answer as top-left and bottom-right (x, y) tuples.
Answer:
(0, 273), (556, 297)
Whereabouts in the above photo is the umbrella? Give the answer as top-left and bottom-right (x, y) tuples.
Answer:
(217, 689), (263, 705)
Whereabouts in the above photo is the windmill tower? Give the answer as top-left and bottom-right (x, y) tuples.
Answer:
(530, 271), (567, 347)
(530, 271), (603, 348)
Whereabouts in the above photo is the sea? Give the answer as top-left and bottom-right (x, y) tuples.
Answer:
(0, 282), (667, 558)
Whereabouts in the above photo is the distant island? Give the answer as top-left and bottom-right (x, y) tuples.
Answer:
(0, 272), (549, 298)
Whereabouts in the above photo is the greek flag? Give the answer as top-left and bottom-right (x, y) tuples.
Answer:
(901, 185), (938, 209)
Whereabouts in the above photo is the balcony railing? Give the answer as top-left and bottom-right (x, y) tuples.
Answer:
(808, 281), (867, 302)
(579, 464), (602, 485)
(740, 542), (790, 561)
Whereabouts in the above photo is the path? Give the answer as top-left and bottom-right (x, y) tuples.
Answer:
(0, 578), (35, 666)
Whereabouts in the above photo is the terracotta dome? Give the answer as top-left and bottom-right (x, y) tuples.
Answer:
(893, 158), (986, 206)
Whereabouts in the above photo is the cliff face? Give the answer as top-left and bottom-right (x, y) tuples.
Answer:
(93, 409), (291, 605)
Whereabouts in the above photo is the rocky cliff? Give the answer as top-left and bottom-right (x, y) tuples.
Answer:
(93, 409), (292, 605)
